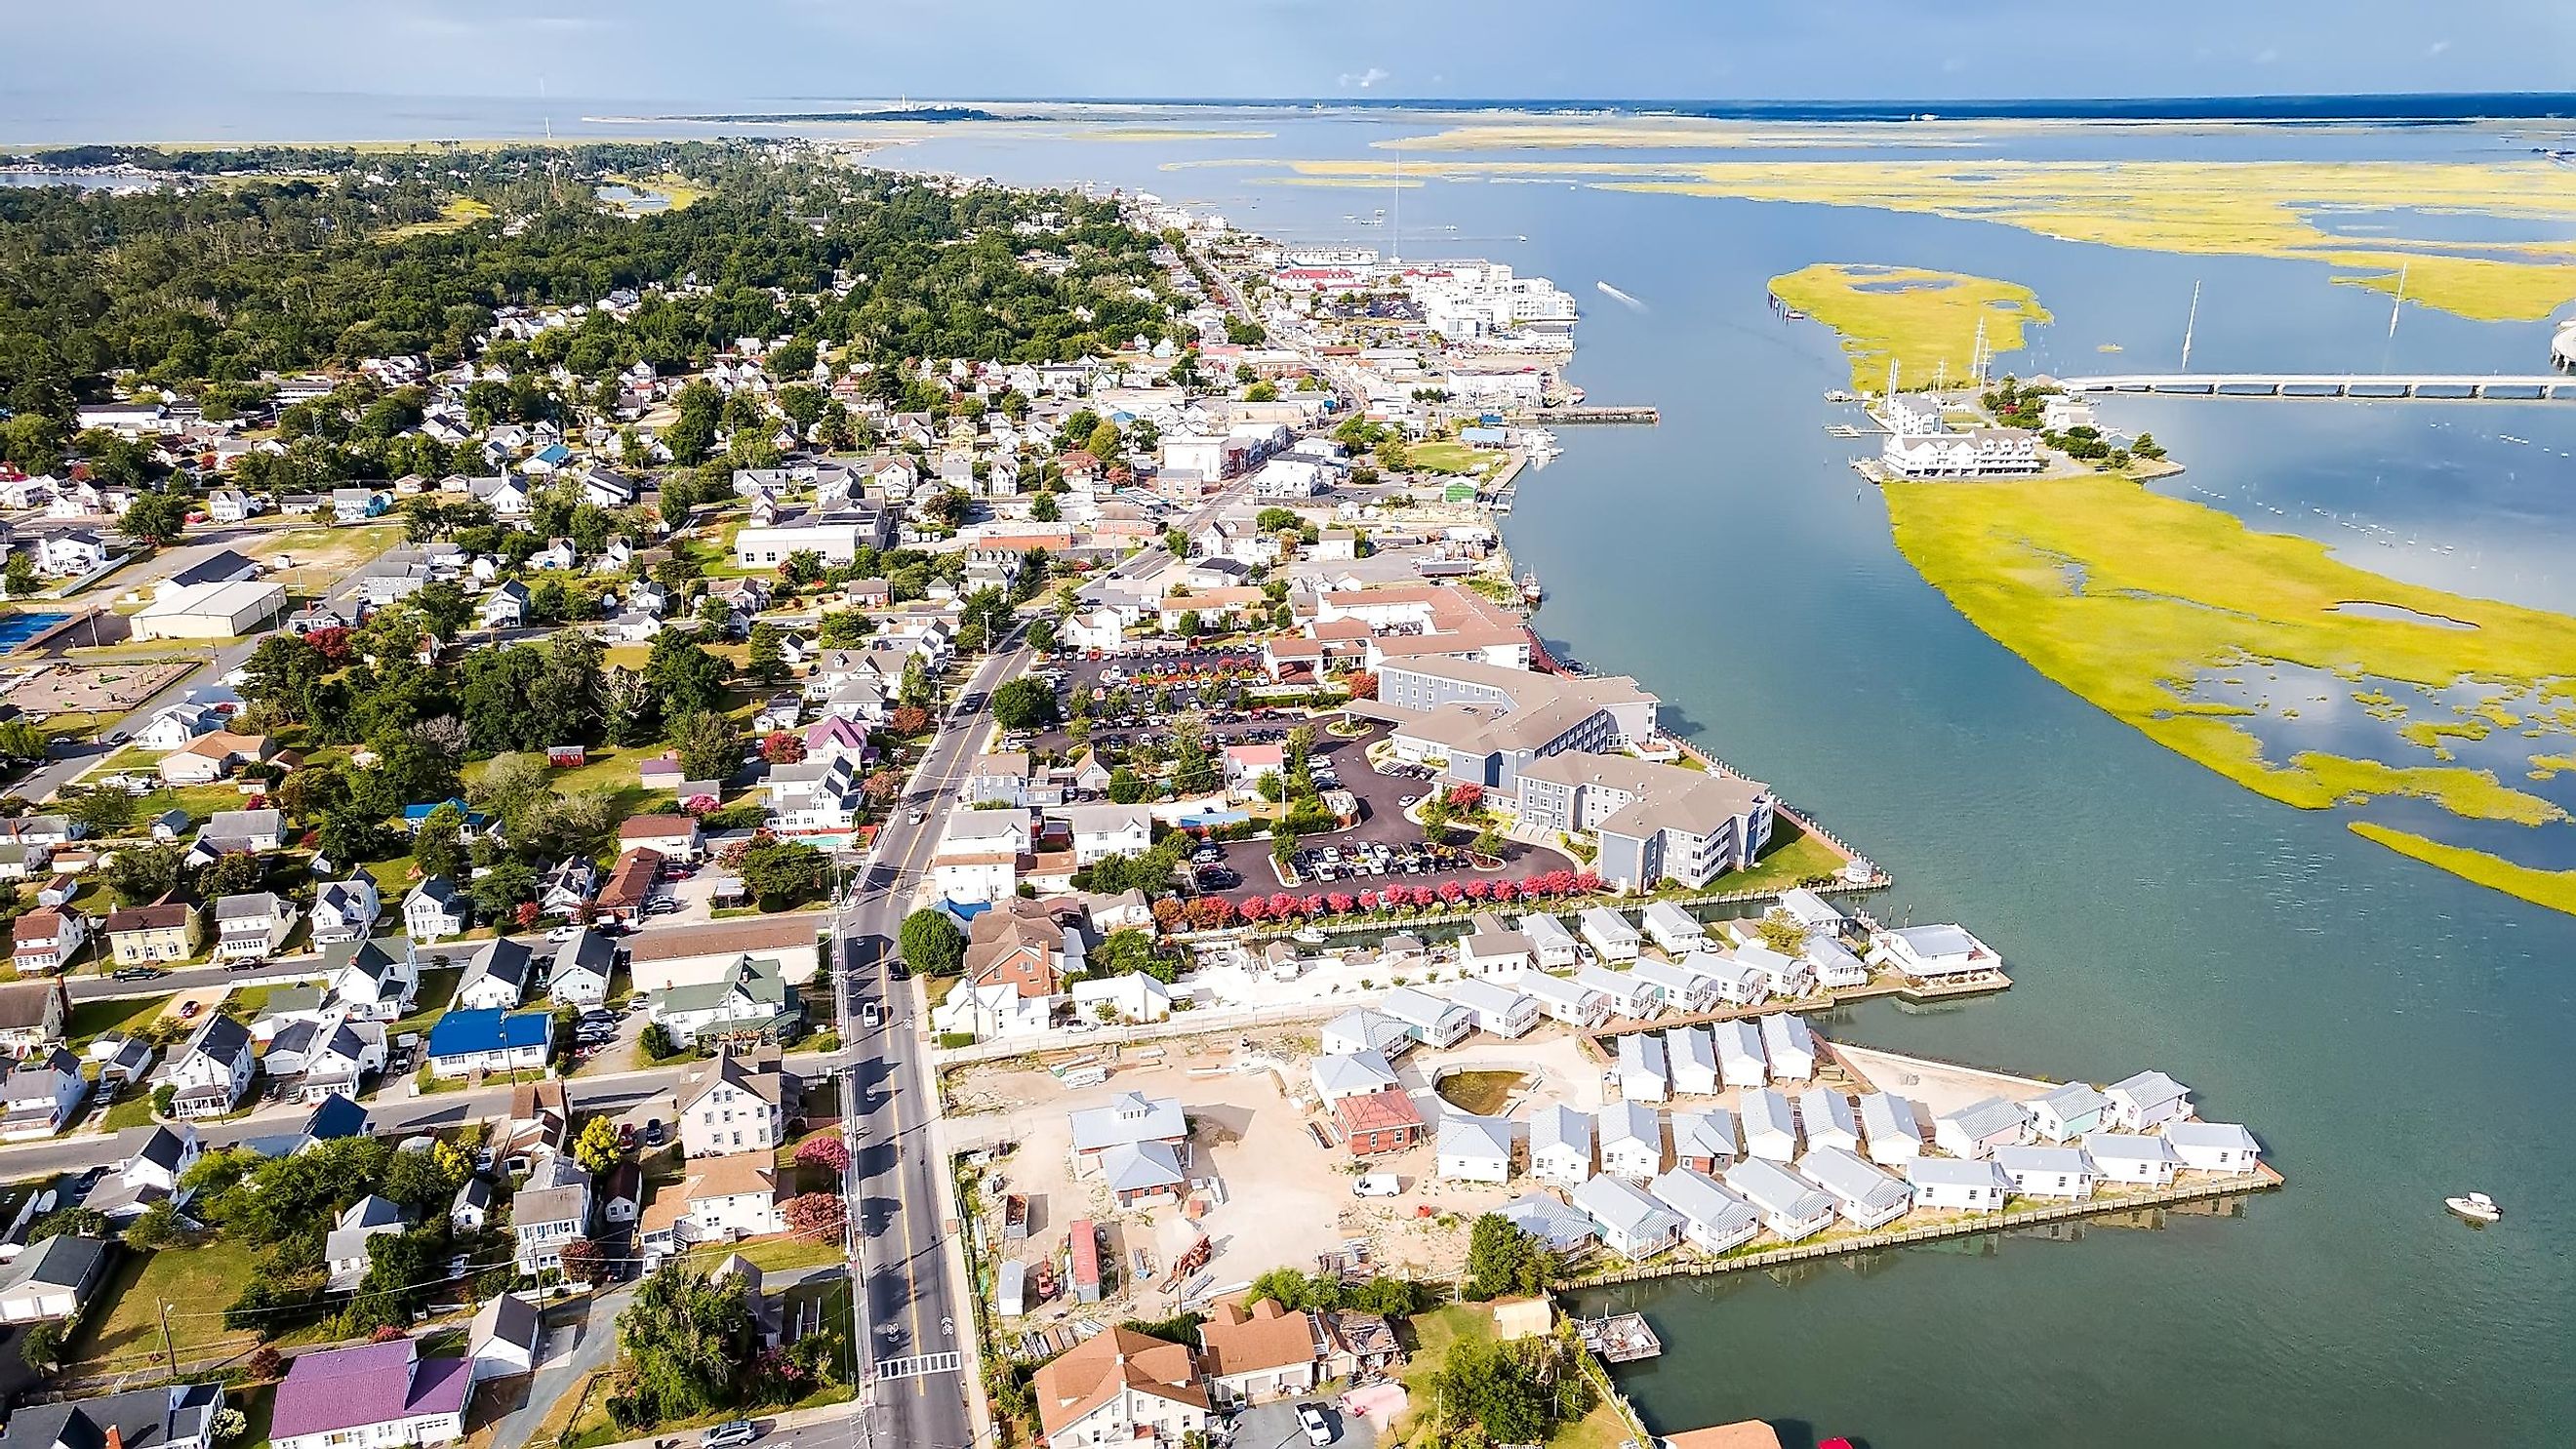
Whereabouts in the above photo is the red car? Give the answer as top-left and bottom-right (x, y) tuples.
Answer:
(178, 1000), (203, 1020)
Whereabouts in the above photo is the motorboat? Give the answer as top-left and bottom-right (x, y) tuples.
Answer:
(2445, 1191), (2502, 1224)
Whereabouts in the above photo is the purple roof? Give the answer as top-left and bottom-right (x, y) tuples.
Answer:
(270, 1343), (472, 1441)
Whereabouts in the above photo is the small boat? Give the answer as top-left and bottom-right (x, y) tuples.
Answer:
(2446, 1191), (2502, 1224)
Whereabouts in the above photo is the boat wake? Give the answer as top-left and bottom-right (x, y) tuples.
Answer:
(1594, 280), (1647, 312)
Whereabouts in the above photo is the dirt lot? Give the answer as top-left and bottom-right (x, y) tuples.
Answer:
(242, 522), (404, 592)
(0, 659), (191, 718)
(1833, 1042), (2055, 1118)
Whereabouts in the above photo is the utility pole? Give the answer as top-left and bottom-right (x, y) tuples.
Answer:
(2180, 280), (2201, 371)
(158, 1298), (177, 1378)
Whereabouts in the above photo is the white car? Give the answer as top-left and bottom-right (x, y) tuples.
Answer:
(1297, 1405), (1333, 1446)
(545, 924), (582, 943)
(1351, 1173), (1401, 1198)
(908, 808), (927, 824)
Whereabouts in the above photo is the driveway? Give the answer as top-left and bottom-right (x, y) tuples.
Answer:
(1229, 1398), (1379, 1449)
(489, 1282), (636, 1449)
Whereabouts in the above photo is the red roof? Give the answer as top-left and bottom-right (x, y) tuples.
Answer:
(1069, 1220), (1101, 1286)
(1333, 1088), (1425, 1138)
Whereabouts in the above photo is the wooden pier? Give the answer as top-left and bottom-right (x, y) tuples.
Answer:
(1575, 1311), (1664, 1362)
(1509, 405), (1660, 424)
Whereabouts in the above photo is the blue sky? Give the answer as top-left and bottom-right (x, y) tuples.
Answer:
(16, 0), (2576, 103)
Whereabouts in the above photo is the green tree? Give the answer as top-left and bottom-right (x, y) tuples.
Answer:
(989, 677), (1061, 732)
(735, 838), (829, 909)
(103, 841), (187, 907)
(118, 491), (189, 547)
(411, 802), (468, 882)
(468, 857), (537, 920)
(670, 708), (741, 784)
(2, 550), (37, 599)
(1244, 381), (1278, 402)
(1464, 1214), (1555, 1300)
(1029, 492), (1061, 522)
(573, 1115), (623, 1176)
(196, 850), (268, 900)
(899, 908), (966, 978)
(609, 1267), (758, 1426)
(745, 622), (788, 685)
(645, 630), (731, 715)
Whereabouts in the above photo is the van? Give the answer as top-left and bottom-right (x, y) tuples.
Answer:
(1351, 1173), (1401, 1198)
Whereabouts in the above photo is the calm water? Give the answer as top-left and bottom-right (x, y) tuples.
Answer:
(11, 97), (2576, 1444)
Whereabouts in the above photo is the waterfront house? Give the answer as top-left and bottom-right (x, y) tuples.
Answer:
(1993, 1145), (2099, 1200)
(1499, 1193), (1599, 1256)
(1858, 1092), (1924, 1165)
(1759, 1012), (1818, 1082)
(1867, 923), (2004, 982)
(1639, 901), (1708, 955)
(1616, 1032), (1669, 1104)
(1907, 1156), (2013, 1213)
(1597, 1100), (1664, 1180)
(1741, 1088), (1799, 1162)
(1516, 912), (1578, 970)
(1531, 1103), (1594, 1186)
(1734, 943), (1816, 999)
(1805, 937), (1871, 989)
(1798, 1088), (1863, 1154)
(1661, 1106), (1735, 1173)
(1713, 1020), (1768, 1088)
(1448, 978), (1539, 1038)
(1577, 907), (1641, 962)
(1574, 964), (1661, 1021)
(1320, 1006), (1415, 1059)
(2166, 1121), (2264, 1175)
(1520, 972), (1609, 1029)
(1800, 1145), (1914, 1230)
(1569, 1176), (1683, 1261)
(1380, 986), (1472, 1049)
(1666, 1026), (1719, 1096)
(2085, 1133), (2183, 1186)
(1458, 916), (1537, 978)
(1724, 1157), (1837, 1242)
(1935, 1097), (2033, 1160)
(2104, 1069), (2194, 1132)
(1309, 1050), (1400, 1106)
(1682, 950), (1767, 1008)
(2028, 1081), (2112, 1143)
(1631, 957), (1716, 1015)
(1436, 1113), (1514, 1183)
(1334, 1088), (1427, 1158)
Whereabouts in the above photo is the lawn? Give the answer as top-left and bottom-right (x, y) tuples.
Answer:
(65, 1237), (263, 1375)
(1433, 1070), (1524, 1116)
(390, 967), (463, 1039)
(1767, 262), (2051, 393)
(1407, 440), (1504, 476)
(684, 1230), (845, 1274)
(1396, 1304), (1637, 1449)
(67, 994), (176, 1048)
(1701, 824), (1849, 897)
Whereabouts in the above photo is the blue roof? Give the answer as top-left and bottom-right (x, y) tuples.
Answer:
(402, 797), (471, 824)
(425, 1008), (552, 1058)
(944, 899), (993, 923)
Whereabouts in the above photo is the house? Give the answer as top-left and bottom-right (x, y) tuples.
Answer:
(618, 815), (705, 862)
(649, 957), (803, 1049)
(163, 1014), (257, 1118)
(262, 1014), (385, 1103)
(1515, 752), (1774, 892)
(1933, 1097), (2032, 1161)
(0, 1380), (223, 1449)
(1531, 1103), (1594, 1186)
(1906, 1155), (2014, 1213)
(1457, 915), (1537, 977)
(324, 940), (418, 1021)
(2, 1049), (88, 1139)
(675, 1150), (786, 1238)
(1631, 957), (1716, 1016)
(962, 899), (1075, 1002)
(1866, 923), (2005, 982)
(308, 872), (382, 946)
(2166, 1121), (2264, 1175)
(1069, 970), (1172, 1025)
(1309, 1050), (1400, 1106)
(1099, 1138), (1189, 1210)
(193, 807), (284, 857)
(1519, 972), (1608, 1029)
(1731, 943), (1814, 1000)
(0, 1234), (111, 1322)
(1616, 1032), (1669, 1105)
(1576, 906), (1641, 962)
(548, 930), (618, 1007)
(1670, 1109), (1738, 1174)
(266, 1339), (472, 1449)
(0, 978), (69, 1058)
(1436, 1113), (1514, 1183)
(1064, 804), (1152, 865)
(1569, 1175), (1683, 1261)
(478, 580), (529, 629)
(1333, 1087), (1427, 1156)
(1447, 978), (1538, 1038)
(454, 938), (536, 1012)
(451, 1178), (493, 1232)
(1649, 1167), (1761, 1256)
(1597, 1100), (1664, 1180)
(677, 1049), (788, 1158)
(2104, 1070), (2194, 1132)
(2085, 1132), (2183, 1187)
(12, 908), (87, 973)
(1992, 1145), (2099, 1200)
(1497, 1194), (1600, 1256)
(1639, 901), (1707, 954)
(1029, 1324), (1210, 1449)
(511, 1151), (594, 1271)
(1724, 1157), (1838, 1242)
(1068, 1092), (1188, 1178)
(1857, 1092), (1923, 1165)
(1806, 937), (1871, 990)
(1757, 1012), (1818, 1082)
(1666, 1026), (1719, 1096)
(1713, 1020), (1767, 1089)
(537, 857), (598, 917)
(1740, 1088), (1799, 1162)
(213, 892), (298, 960)
(402, 878), (469, 942)
(1572, 964), (1660, 1022)
(104, 902), (202, 966)
(423, 1009), (554, 1078)
(1798, 1089), (1862, 1154)
(325, 1194), (409, 1290)
(590, 848), (662, 928)
(2028, 1081), (2111, 1143)
(1197, 1296), (1326, 1406)
(1319, 1007), (1415, 1060)
(156, 730), (274, 786)
(469, 1292), (543, 1382)
(1800, 1145), (1913, 1229)
(138, 702), (221, 751)
(623, 917), (822, 991)
(1380, 986), (1471, 1049)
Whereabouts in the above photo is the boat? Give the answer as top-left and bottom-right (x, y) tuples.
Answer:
(1519, 572), (1545, 602)
(2445, 1191), (2502, 1224)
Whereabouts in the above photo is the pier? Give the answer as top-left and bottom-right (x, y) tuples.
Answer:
(2056, 372), (2576, 401)
(1509, 405), (1660, 424)
(1575, 1312), (1665, 1362)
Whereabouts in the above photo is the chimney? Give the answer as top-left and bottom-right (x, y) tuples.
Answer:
(104, 1428), (125, 1449)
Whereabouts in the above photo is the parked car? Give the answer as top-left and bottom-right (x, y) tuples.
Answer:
(178, 1000), (203, 1019)
(1297, 1405), (1334, 1446)
(111, 966), (164, 982)
(702, 1422), (759, 1449)
(861, 1002), (882, 1028)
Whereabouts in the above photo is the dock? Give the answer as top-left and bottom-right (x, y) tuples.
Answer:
(1575, 1311), (1664, 1362)
(1509, 405), (1659, 424)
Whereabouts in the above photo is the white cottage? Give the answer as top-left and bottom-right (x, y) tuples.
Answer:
(1993, 1145), (2099, 1200)
(1665, 1026), (1719, 1096)
(2166, 1121), (2264, 1175)
(1616, 1033), (1669, 1105)
(1798, 1088), (1862, 1154)
(1857, 1092), (1924, 1165)
(1576, 907), (1641, 962)
(1740, 1088), (1799, 1162)
(1906, 1156), (2012, 1213)
(1530, 1103), (1594, 1187)
(1713, 1020), (1768, 1089)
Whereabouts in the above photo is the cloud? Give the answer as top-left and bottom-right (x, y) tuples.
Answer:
(2253, 46), (2279, 62)
(2427, 38), (2452, 55)
(1340, 66), (1390, 89)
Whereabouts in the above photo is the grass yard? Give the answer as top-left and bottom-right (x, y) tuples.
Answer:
(65, 1237), (263, 1375)
(382, 196), (496, 239)
(1768, 262), (2051, 393)
(242, 523), (406, 593)
(1700, 822), (1847, 897)
(684, 1231), (845, 1275)
(1395, 1305), (1636, 1449)
(1433, 1070), (1525, 1116)
(67, 994), (176, 1047)
(390, 968), (463, 1039)
(1407, 439), (1504, 476)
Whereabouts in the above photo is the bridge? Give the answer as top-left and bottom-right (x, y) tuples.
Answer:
(2054, 373), (2576, 401)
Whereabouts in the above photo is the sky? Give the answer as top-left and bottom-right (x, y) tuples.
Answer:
(12, 0), (2576, 106)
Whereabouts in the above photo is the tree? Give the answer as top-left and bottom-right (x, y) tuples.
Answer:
(734, 837), (828, 909)
(1029, 491), (1060, 522)
(559, 1236), (608, 1285)
(123, 1198), (196, 1250)
(20, 1321), (64, 1370)
(574, 1115), (624, 1175)
(645, 630), (731, 715)
(411, 802), (468, 882)
(1755, 912), (1809, 955)
(781, 1191), (846, 1239)
(196, 849), (268, 900)
(885, 704), (930, 739)
(899, 908), (966, 977)
(793, 1134), (851, 1175)
(670, 708), (741, 784)
(759, 730), (806, 765)
(118, 491), (189, 547)
(990, 677), (1061, 732)
(1470, 825), (1506, 861)
(2, 550), (36, 600)
(69, 785), (137, 835)
(1107, 766), (1147, 804)
(103, 841), (186, 907)
(818, 609), (875, 647)
(745, 622), (787, 684)
(1464, 1214), (1555, 1300)
(610, 1267), (758, 1426)
(1244, 381), (1278, 402)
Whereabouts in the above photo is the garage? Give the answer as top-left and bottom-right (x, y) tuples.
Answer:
(130, 579), (290, 641)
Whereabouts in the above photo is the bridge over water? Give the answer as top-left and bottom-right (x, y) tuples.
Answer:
(2055, 373), (2576, 400)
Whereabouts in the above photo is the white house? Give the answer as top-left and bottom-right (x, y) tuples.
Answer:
(1573, 965), (1661, 1021)
(2084, 1132), (2182, 1187)
(1723, 1157), (1836, 1243)
(1448, 978), (1538, 1039)
(163, 1015), (257, 1119)
(307, 873), (382, 946)
(1713, 1020), (1767, 1089)
(2104, 1069), (2194, 1132)
(1517, 913), (1579, 970)
(1993, 1145), (2098, 1200)
(1866, 923), (2004, 982)
(1758, 1012), (1818, 1082)
(1530, 1103), (1593, 1186)
(1665, 1026), (1719, 1096)
(1380, 986), (1471, 1050)
(1857, 1092), (1923, 1165)
(1649, 1167), (1760, 1255)
(1064, 805), (1152, 865)
(1934, 1097), (2032, 1161)
(1670, 1108), (1738, 1174)
(1436, 1113), (1514, 1183)
(1457, 916), (1536, 978)
(2028, 1081), (2111, 1143)
(1596, 1100), (1663, 1180)
(1740, 1088), (1799, 1162)
(1519, 972), (1608, 1029)
(1569, 1176), (1682, 1261)
(1319, 1007), (1414, 1059)
(1798, 1088), (1862, 1155)
(1805, 937), (1871, 990)
(402, 877), (469, 943)
(1630, 957), (1715, 1016)
(1906, 1156), (2012, 1214)
(1732, 944), (1814, 1000)
(1637, 901), (1706, 955)
(1615, 1032), (1669, 1105)
(265, 1339), (471, 1449)
(1799, 1145), (1913, 1230)
(1576, 907), (1640, 962)
(1681, 951), (1766, 1008)
(1309, 1051), (1400, 1106)
(2165, 1121), (2264, 1175)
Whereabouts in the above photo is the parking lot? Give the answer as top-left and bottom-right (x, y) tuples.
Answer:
(1229, 1398), (1379, 1449)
